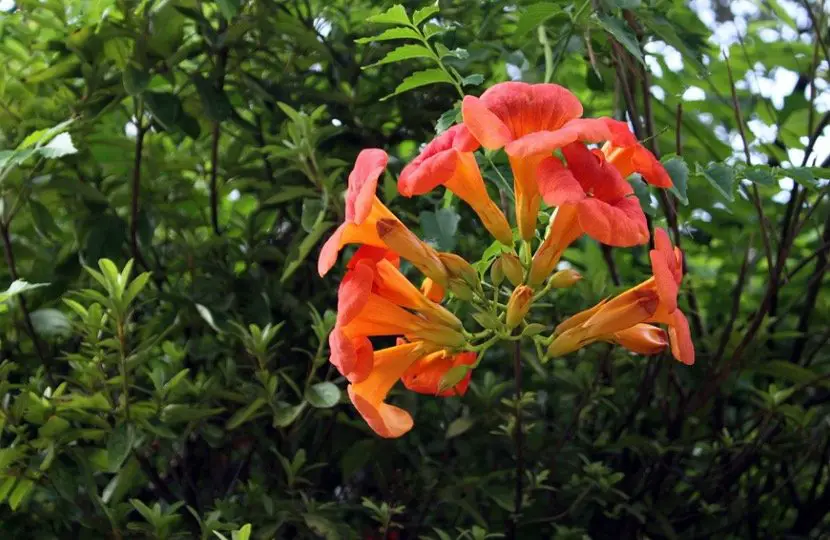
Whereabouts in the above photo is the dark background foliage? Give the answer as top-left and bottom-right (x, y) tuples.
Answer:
(0, 0), (829, 538)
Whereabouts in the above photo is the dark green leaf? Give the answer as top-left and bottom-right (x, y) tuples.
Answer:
(304, 382), (341, 408)
(697, 162), (736, 201)
(381, 69), (455, 100)
(663, 156), (690, 205)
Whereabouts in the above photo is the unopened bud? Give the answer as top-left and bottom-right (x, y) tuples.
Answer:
(412, 322), (466, 348)
(506, 285), (534, 329)
(490, 258), (504, 287)
(547, 329), (584, 357)
(438, 364), (471, 394)
(549, 268), (582, 289)
(438, 252), (480, 289)
(377, 219), (448, 286)
(499, 253), (524, 286)
(439, 252), (480, 301)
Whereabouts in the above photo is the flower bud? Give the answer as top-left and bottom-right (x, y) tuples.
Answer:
(377, 219), (448, 286)
(549, 268), (582, 289)
(438, 252), (480, 301)
(547, 329), (584, 357)
(490, 258), (504, 287)
(499, 253), (524, 286)
(505, 285), (534, 329)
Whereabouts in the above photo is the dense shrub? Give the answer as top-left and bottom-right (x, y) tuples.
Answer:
(0, 0), (829, 538)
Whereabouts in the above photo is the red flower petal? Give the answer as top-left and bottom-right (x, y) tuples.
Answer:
(346, 149), (388, 224)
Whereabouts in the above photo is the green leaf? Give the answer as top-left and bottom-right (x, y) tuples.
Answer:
(355, 27), (422, 44)
(446, 416), (474, 439)
(29, 200), (60, 237)
(420, 208), (460, 251)
(38, 133), (77, 159)
(107, 424), (133, 472)
(226, 397), (268, 429)
(301, 198), (323, 232)
(0, 477), (17, 503)
(232, 524), (252, 540)
(281, 220), (334, 283)
(697, 162), (736, 201)
(0, 280), (48, 303)
(363, 44), (433, 69)
(123, 66), (149, 96)
(381, 68), (455, 100)
(516, 3), (563, 36)
(192, 74), (233, 122)
(273, 402), (306, 427)
(595, 15), (643, 65)
(340, 439), (375, 480)
(30, 309), (71, 338)
(438, 365), (470, 393)
(787, 167), (816, 188)
(216, 0), (240, 19)
(663, 156), (689, 205)
(8, 478), (34, 510)
(743, 167), (776, 187)
(304, 382), (341, 408)
(262, 186), (318, 205)
(629, 177), (657, 216)
(461, 73), (484, 87)
(751, 361), (830, 388)
(26, 57), (80, 83)
(160, 405), (225, 424)
(413, 4), (439, 25)
(196, 304), (223, 333)
(38, 416), (70, 438)
(367, 4), (410, 25)
(435, 106), (460, 133)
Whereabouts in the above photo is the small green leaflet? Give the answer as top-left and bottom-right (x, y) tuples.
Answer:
(413, 4), (439, 26)
(381, 68), (455, 100)
(366, 4), (410, 25)
(595, 15), (644, 65)
(697, 162), (736, 201)
(355, 27), (421, 43)
(362, 44), (433, 69)
(662, 155), (690, 205)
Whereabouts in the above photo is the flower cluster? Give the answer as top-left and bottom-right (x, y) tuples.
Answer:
(319, 82), (694, 438)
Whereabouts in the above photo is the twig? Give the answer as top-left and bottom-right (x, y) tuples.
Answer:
(509, 337), (524, 539)
(790, 213), (830, 365)
(129, 100), (152, 272)
(0, 221), (47, 364)
(601, 244), (620, 286)
(675, 103), (683, 156)
(724, 52), (775, 279)
(711, 240), (754, 365)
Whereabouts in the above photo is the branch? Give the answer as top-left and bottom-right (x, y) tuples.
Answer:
(129, 102), (152, 272)
(0, 220), (47, 364)
(790, 212), (830, 364)
(509, 336), (524, 539)
(209, 44), (229, 237)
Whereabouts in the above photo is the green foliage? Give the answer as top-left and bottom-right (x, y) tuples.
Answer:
(0, 0), (828, 538)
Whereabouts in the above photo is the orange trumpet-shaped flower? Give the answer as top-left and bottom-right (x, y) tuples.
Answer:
(398, 125), (513, 245)
(547, 228), (694, 365)
(348, 340), (442, 438)
(329, 250), (466, 383)
(461, 82), (672, 238)
(462, 82), (583, 240)
(318, 149), (401, 276)
(402, 349), (477, 397)
(376, 218), (449, 286)
(528, 143), (649, 287)
(348, 340), (476, 438)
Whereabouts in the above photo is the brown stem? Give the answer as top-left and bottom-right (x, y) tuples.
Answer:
(711, 240), (754, 365)
(601, 244), (620, 286)
(724, 53), (775, 279)
(0, 221), (47, 364)
(791, 213), (830, 365)
(509, 337), (524, 539)
(209, 37), (229, 236)
(130, 104), (151, 272)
